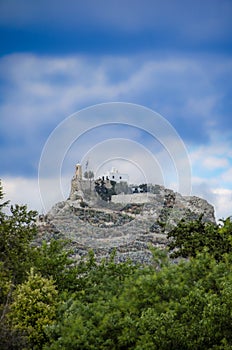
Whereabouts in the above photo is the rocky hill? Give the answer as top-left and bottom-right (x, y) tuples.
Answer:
(37, 168), (216, 264)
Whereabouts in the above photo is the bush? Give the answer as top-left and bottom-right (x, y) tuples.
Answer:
(8, 269), (58, 349)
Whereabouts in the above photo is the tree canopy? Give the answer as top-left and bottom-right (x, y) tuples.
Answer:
(167, 214), (232, 261)
(0, 180), (232, 349)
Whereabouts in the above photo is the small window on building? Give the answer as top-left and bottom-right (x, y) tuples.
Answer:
(120, 176), (122, 179)
(112, 175), (115, 179)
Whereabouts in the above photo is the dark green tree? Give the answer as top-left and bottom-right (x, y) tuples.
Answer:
(32, 239), (78, 292)
(0, 180), (37, 284)
(2, 178), (232, 350)
(44, 250), (232, 350)
(167, 215), (232, 260)
(0, 181), (78, 348)
(0, 181), (37, 348)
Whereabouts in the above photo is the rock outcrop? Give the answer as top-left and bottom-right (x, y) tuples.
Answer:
(37, 174), (216, 264)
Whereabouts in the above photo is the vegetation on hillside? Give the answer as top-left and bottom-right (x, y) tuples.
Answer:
(0, 180), (232, 349)
(167, 214), (232, 261)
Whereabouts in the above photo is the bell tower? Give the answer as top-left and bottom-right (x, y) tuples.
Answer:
(75, 163), (82, 179)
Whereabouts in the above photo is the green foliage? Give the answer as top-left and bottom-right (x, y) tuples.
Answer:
(8, 269), (58, 349)
(32, 239), (78, 292)
(0, 262), (12, 312)
(45, 250), (232, 350)
(0, 181), (10, 211)
(44, 251), (138, 349)
(0, 197), (37, 283)
(2, 179), (232, 349)
(0, 180), (78, 347)
(0, 181), (39, 347)
(167, 215), (232, 260)
(0, 262), (17, 349)
(0, 180), (77, 291)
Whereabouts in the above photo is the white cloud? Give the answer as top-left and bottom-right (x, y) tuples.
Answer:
(1, 53), (232, 221)
(212, 188), (232, 220)
(2, 177), (43, 212)
(2, 175), (73, 214)
(187, 134), (232, 220)
(1, 52), (228, 144)
(202, 157), (229, 171)
(189, 136), (232, 172)
(222, 168), (232, 184)
(190, 179), (232, 221)
(184, 95), (221, 122)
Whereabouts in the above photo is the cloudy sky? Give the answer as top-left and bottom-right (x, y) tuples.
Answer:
(0, 0), (232, 219)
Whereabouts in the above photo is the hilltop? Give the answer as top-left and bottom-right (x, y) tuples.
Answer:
(37, 165), (215, 264)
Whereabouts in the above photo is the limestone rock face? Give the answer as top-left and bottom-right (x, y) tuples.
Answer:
(37, 182), (216, 264)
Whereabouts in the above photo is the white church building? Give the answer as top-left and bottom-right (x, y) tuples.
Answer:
(103, 167), (129, 183)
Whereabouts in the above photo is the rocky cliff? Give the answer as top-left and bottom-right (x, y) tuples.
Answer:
(37, 176), (216, 264)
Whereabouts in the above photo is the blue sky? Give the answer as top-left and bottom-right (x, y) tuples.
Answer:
(0, 0), (232, 219)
